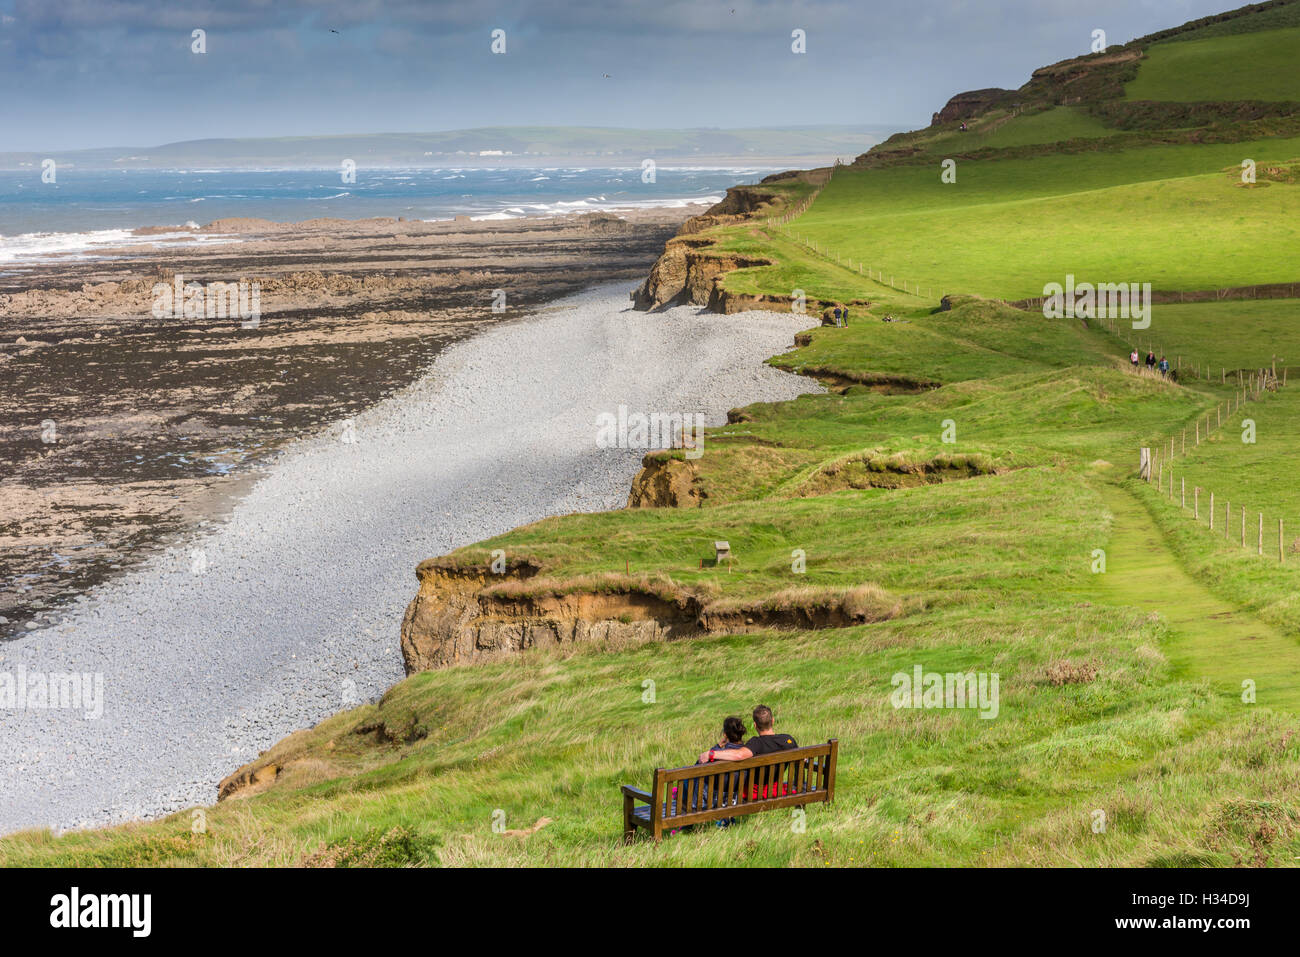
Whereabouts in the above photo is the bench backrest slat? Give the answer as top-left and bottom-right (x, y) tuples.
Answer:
(651, 768), (666, 840)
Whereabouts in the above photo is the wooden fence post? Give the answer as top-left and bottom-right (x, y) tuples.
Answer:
(1195, 487), (1200, 520)
(1139, 448), (1151, 482)
(1209, 492), (1215, 530)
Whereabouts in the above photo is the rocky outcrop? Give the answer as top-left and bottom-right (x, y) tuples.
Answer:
(631, 179), (819, 310)
(931, 88), (1018, 125)
(632, 239), (772, 311)
(626, 454), (705, 507)
(400, 563), (701, 673)
(218, 760), (283, 800)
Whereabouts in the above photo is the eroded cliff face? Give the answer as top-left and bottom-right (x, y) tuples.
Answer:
(631, 169), (849, 313)
(930, 87), (1018, 125)
(632, 238), (773, 311)
(630, 182), (800, 310)
(399, 562), (701, 673)
(398, 557), (903, 675)
(625, 454), (705, 508)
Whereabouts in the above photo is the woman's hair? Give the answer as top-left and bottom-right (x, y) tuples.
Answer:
(722, 715), (746, 743)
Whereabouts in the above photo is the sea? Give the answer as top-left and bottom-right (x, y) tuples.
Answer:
(0, 166), (773, 264)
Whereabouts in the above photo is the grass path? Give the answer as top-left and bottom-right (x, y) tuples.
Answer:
(1098, 482), (1300, 712)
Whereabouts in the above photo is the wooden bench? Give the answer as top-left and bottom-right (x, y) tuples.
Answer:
(620, 739), (838, 843)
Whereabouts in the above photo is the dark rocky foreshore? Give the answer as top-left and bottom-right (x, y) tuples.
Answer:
(0, 211), (685, 638)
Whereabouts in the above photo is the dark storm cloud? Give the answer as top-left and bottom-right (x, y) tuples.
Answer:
(0, 0), (1236, 150)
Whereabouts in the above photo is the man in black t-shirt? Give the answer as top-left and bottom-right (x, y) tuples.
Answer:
(697, 705), (796, 764)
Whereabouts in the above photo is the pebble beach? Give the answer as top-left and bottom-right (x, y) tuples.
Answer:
(0, 283), (819, 835)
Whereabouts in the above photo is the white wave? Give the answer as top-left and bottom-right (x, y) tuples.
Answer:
(0, 228), (237, 264)
(461, 193), (723, 222)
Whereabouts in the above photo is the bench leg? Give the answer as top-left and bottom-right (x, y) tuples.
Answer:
(622, 793), (636, 845)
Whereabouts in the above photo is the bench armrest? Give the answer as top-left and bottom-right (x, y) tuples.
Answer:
(620, 785), (652, 803)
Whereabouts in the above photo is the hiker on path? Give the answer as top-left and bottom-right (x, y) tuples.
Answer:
(1130, 348), (1140, 369)
(1145, 351), (1157, 370)
(1159, 355), (1170, 377)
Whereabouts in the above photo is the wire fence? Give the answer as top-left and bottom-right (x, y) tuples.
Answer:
(762, 162), (935, 300)
(1139, 365), (1290, 562)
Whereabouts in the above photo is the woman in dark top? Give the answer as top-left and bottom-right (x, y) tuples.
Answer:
(683, 716), (747, 819)
(701, 715), (747, 761)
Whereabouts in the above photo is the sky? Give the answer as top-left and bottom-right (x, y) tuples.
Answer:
(1, 0), (1241, 151)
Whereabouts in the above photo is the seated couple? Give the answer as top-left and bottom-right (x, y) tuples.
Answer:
(697, 704), (796, 765)
(676, 706), (799, 821)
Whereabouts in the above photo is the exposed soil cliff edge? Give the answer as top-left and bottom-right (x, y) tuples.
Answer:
(626, 453), (705, 507)
(631, 178), (819, 310)
(930, 88), (1018, 125)
(398, 558), (903, 675)
(399, 562), (700, 673)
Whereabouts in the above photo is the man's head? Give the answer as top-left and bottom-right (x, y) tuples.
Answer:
(752, 704), (774, 732)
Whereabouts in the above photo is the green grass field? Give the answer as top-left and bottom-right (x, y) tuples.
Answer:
(1162, 1), (1300, 42)
(726, 137), (1300, 302)
(1127, 27), (1300, 102)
